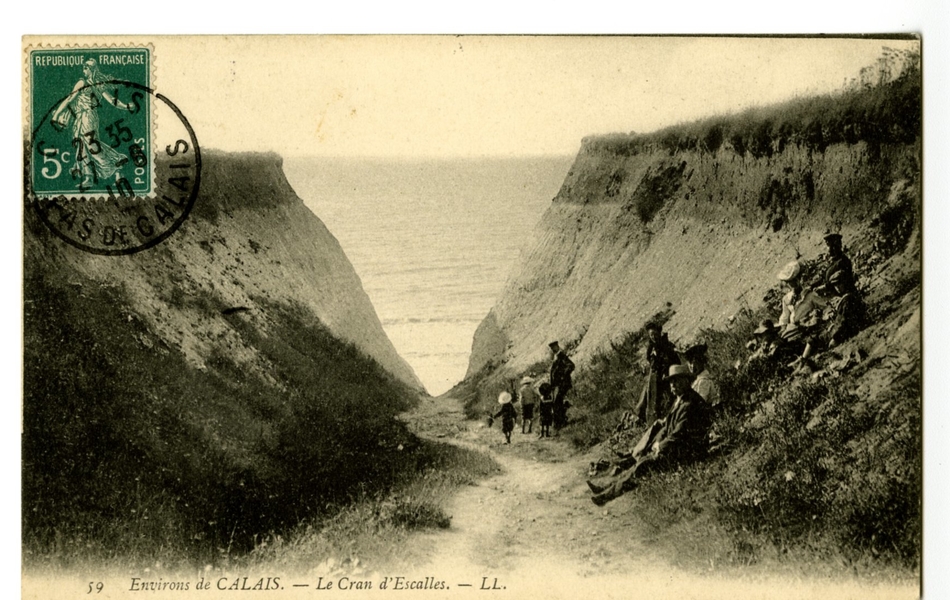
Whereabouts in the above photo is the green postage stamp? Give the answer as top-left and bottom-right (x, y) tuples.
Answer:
(25, 44), (200, 255)
(29, 47), (152, 197)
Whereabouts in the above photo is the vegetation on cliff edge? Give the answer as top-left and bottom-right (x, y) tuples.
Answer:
(586, 47), (920, 160)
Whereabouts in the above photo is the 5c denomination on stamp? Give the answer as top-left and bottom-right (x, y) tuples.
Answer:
(26, 46), (201, 255)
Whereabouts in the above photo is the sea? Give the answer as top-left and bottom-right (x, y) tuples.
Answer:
(283, 156), (574, 396)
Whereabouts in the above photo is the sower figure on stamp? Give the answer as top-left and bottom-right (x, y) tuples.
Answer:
(588, 365), (712, 506)
(51, 59), (135, 189)
(548, 341), (575, 432)
(632, 322), (679, 425)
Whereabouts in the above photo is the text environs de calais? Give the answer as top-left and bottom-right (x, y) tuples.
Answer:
(128, 575), (508, 592)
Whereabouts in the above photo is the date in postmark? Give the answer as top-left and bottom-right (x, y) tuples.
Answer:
(26, 46), (201, 255)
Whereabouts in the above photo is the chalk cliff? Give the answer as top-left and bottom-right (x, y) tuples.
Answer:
(23, 151), (423, 556)
(466, 76), (920, 385)
(27, 151), (421, 390)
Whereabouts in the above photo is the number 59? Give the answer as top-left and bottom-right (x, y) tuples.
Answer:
(87, 581), (103, 594)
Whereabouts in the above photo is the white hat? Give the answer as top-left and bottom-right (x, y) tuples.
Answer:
(667, 364), (692, 379)
(498, 391), (512, 404)
(777, 261), (802, 282)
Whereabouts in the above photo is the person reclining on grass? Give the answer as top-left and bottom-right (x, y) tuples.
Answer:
(817, 269), (867, 347)
(775, 259), (829, 370)
(744, 319), (781, 363)
(782, 236), (865, 369)
(587, 365), (712, 506)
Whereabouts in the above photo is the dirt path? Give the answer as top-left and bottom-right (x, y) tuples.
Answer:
(396, 395), (917, 600)
(402, 394), (649, 575)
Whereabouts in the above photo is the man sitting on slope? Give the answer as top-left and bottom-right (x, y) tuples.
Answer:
(587, 364), (712, 506)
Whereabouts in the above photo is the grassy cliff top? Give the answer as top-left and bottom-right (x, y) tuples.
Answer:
(583, 57), (920, 159)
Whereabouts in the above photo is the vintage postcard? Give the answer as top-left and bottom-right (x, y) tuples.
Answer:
(22, 35), (923, 599)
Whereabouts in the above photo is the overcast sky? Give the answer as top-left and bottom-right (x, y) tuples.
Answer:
(145, 36), (918, 158)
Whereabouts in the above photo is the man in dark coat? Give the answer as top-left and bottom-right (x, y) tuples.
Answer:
(588, 364), (712, 506)
(820, 233), (856, 294)
(820, 269), (868, 347)
(548, 341), (575, 430)
(632, 322), (679, 423)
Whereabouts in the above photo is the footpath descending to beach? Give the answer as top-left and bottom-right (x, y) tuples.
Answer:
(384, 394), (917, 600)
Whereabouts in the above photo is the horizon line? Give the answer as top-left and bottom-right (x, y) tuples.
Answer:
(276, 151), (579, 161)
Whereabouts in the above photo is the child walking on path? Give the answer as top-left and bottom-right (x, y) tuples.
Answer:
(492, 391), (517, 444)
(538, 382), (554, 438)
(518, 376), (538, 434)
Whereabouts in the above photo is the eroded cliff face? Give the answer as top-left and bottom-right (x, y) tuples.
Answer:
(467, 138), (920, 379)
(23, 151), (423, 554)
(26, 150), (421, 390)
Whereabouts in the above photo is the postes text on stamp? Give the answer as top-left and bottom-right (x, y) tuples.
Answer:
(26, 46), (201, 255)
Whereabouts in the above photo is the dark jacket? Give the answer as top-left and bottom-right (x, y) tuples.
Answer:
(823, 291), (866, 345)
(824, 252), (856, 292)
(652, 387), (712, 463)
(646, 333), (679, 375)
(550, 351), (575, 390)
(493, 402), (517, 432)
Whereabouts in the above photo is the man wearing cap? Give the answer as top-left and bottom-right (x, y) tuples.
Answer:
(517, 376), (539, 434)
(548, 341), (575, 431)
(813, 233), (866, 348)
(820, 233), (856, 294)
(684, 344), (720, 408)
(819, 269), (868, 347)
(588, 365), (712, 506)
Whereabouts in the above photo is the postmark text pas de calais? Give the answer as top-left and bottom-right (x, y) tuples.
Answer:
(27, 46), (200, 255)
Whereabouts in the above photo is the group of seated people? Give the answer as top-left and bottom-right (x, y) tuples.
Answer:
(587, 232), (865, 505)
(746, 232), (866, 371)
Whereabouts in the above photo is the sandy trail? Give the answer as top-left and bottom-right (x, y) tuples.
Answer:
(20, 395), (918, 600)
(397, 395), (917, 600)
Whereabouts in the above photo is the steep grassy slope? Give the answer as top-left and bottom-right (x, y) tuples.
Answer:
(466, 72), (920, 384)
(22, 151), (424, 566)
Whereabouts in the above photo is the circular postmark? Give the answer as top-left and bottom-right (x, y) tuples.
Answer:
(27, 79), (200, 255)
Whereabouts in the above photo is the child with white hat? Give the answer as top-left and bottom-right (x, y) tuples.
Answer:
(491, 392), (517, 444)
